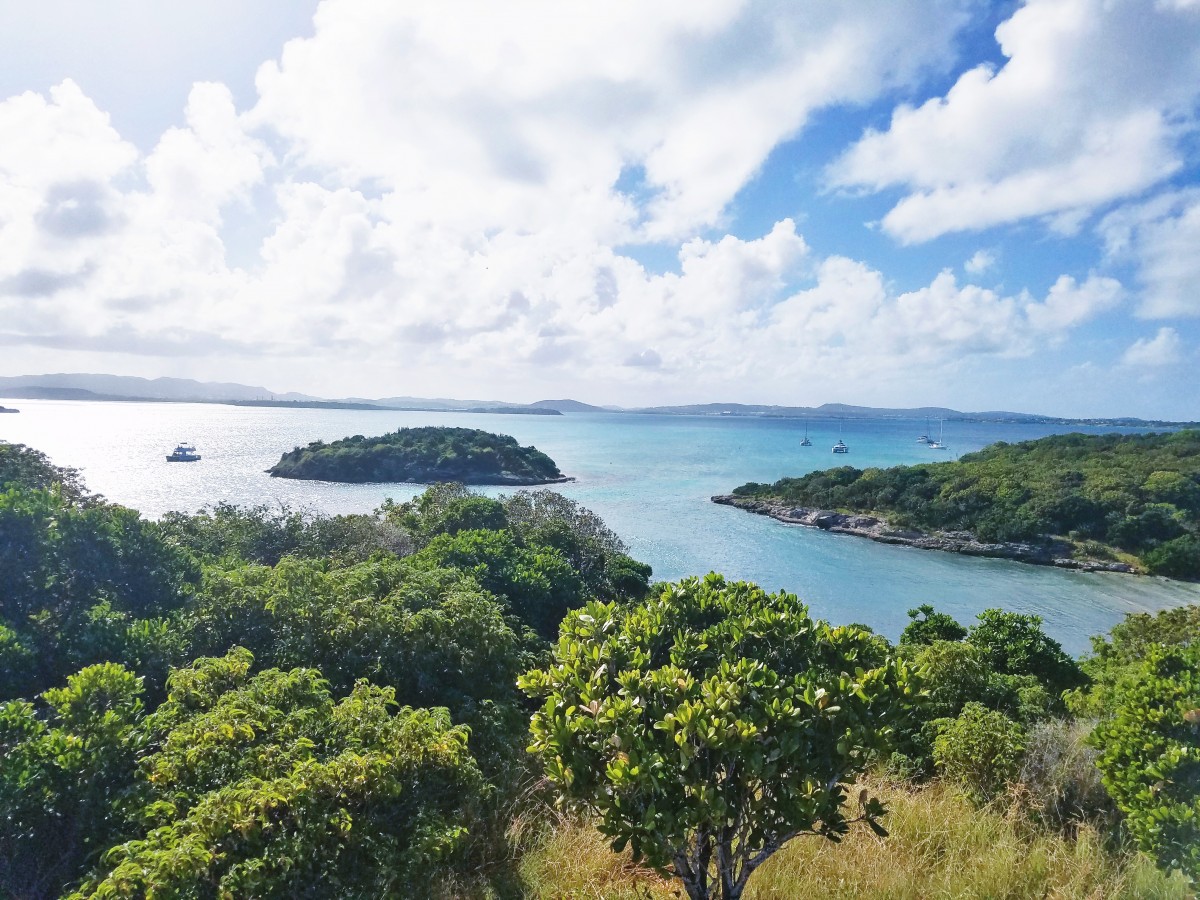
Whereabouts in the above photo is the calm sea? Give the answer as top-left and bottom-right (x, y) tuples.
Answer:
(3, 398), (1198, 654)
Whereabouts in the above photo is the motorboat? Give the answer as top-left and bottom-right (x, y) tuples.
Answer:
(832, 439), (849, 454)
(166, 443), (201, 462)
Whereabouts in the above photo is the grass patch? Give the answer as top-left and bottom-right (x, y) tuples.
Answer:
(518, 778), (1190, 899)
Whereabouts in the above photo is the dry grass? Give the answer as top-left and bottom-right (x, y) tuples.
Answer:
(518, 778), (1192, 900)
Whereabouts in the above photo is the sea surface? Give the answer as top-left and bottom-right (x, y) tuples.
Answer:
(3, 398), (1198, 655)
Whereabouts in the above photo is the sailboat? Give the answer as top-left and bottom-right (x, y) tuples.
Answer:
(917, 417), (931, 444)
(928, 419), (949, 451)
(800, 420), (812, 447)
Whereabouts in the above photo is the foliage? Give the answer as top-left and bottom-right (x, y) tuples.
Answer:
(0, 486), (199, 699)
(0, 663), (145, 900)
(520, 574), (917, 900)
(159, 501), (411, 566)
(387, 485), (653, 602)
(1068, 604), (1200, 718)
(967, 609), (1086, 702)
(933, 702), (1026, 804)
(1015, 719), (1115, 834)
(414, 529), (585, 640)
(0, 441), (88, 500)
(267, 426), (565, 485)
(183, 556), (534, 751)
(899, 604), (967, 645)
(68, 649), (486, 899)
(733, 430), (1200, 576)
(1091, 642), (1200, 884)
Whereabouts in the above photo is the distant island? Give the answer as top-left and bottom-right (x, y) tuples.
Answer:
(267, 426), (571, 485)
(3, 373), (1195, 425)
(0, 405), (17, 413)
(717, 431), (1200, 580)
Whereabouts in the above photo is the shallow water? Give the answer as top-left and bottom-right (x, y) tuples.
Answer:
(3, 398), (1197, 654)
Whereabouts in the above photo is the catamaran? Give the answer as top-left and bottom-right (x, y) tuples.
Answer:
(166, 443), (201, 462)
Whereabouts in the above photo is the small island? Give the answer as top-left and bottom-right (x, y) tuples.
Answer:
(267, 426), (572, 485)
(717, 430), (1200, 580)
(0, 405), (18, 413)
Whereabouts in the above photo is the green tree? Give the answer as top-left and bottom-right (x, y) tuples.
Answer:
(968, 609), (1085, 702)
(0, 663), (144, 899)
(70, 649), (487, 899)
(519, 574), (916, 900)
(899, 604), (967, 645)
(1091, 643), (1200, 885)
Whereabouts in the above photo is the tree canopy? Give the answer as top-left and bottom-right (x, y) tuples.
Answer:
(733, 430), (1200, 577)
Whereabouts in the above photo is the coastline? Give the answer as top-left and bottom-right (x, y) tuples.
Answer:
(711, 494), (1137, 575)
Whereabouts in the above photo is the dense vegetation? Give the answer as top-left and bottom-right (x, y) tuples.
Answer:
(2, 440), (1198, 898)
(268, 426), (568, 485)
(733, 430), (1200, 578)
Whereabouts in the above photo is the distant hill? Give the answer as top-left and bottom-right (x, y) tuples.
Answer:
(0, 373), (315, 403)
(530, 399), (613, 413)
(1, 373), (1191, 426)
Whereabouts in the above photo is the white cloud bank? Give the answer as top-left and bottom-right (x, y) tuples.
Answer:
(829, 0), (1200, 244)
(1122, 327), (1185, 367)
(0, 0), (1192, 411)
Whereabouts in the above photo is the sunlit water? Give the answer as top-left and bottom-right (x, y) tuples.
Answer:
(4, 398), (1198, 654)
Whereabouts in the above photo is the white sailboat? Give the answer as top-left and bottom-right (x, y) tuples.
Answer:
(800, 420), (812, 447)
(928, 419), (949, 451)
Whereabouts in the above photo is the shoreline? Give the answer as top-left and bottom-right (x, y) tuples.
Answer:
(269, 472), (576, 486)
(711, 495), (1137, 575)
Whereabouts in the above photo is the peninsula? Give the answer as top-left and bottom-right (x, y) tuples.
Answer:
(267, 426), (571, 485)
(717, 430), (1200, 579)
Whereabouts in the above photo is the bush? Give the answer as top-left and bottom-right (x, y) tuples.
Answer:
(899, 604), (967, 646)
(1091, 643), (1200, 885)
(1015, 719), (1114, 835)
(933, 703), (1025, 804)
(1144, 535), (1200, 579)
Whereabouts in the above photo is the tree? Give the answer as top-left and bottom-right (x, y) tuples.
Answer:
(899, 604), (967, 645)
(1091, 643), (1200, 885)
(519, 574), (916, 900)
(967, 609), (1085, 702)
(69, 649), (487, 899)
(0, 663), (144, 900)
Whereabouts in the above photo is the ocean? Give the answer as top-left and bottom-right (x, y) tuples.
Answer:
(3, 397), (1198, 655)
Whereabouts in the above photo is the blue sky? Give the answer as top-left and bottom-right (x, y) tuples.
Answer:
(1, 0), (1197, 417)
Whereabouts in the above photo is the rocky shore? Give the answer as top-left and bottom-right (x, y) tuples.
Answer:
(711, 495), (1136, 574)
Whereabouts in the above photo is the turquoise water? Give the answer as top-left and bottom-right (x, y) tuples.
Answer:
(3, 398), (1198, 654)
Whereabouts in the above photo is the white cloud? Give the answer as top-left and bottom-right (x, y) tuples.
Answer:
(829, 0), (1200, 243)
(251, 0), (972, 242)
(3, 3), (1187, 413)
(1099, 190), (1200, 318)
(1024, 274), (1124, 331)
(964, 250), (995, 275)
(1121, 327), (1184, 366)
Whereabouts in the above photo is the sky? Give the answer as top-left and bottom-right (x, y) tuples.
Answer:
(1, 0), (1198, 417)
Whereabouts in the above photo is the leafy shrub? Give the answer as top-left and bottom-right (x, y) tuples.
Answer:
(899, 604), (967, 645)
(0, 663), (145, 899)
(933, 702), (1025, 804)
(1091, 643), (1200, 885)
(1144, 535), (1200, 579)
(968, 609), (1086, 701)
(68, 650), (487, 899)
